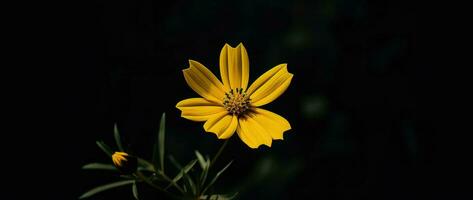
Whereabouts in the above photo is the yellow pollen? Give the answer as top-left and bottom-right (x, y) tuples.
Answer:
(223, 88), (251, 116)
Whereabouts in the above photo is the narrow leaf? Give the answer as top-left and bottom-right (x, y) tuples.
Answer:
(202, 161), (233, 195)
(132, 181), (139, 200)
(195, 151), (210, 187)
(114, 123), (124, 152)
(152, 113), (166, 172)
(200, 164), (209, 188)
(169, 159), (198, 183)
(159, 113), (166, 172)
(82, 163), (117, 171)
(96, 141), (113, 157)
(195, 150), (208, 170)
(168, 156), (197, 194)
(79, 180), (135, 199)
(137, 158), (155, 172)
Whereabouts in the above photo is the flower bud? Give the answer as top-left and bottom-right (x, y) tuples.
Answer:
(112, 152), (137, 174)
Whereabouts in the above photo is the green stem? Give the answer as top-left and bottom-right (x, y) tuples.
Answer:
(210, 139), (230, 168)
(160, 171), (185, 193)
(135, 171), (180, 199)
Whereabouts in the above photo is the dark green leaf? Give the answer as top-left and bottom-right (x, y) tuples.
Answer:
(79, 180), (135, 199)
(132, 181), (139, 200)
(137, 158), (155, 172)
(82, 163), (117, 171)
(152, 113), (166, 172)
(202, 161), (233, 195)
(96, 141), (113, 157)
(114, 123), (124, 152)
(169, 158), (197, 183)
(195, 150), (208, 170)
(159, 113), (166, 172)
(169, 156), (197, 194)
(195, 151), (210, 188)
(200, 165), (209, 189)
(120, 175), (135, 179)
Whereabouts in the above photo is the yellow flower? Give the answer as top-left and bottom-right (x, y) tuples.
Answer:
(112, 152), (137, 174)
(176, 43), (293, 148)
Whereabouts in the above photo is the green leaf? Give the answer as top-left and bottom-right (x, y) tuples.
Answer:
(159, 113), (166, 171)
(82, 163), (117, 171)
(168, 156), (197, 194)
(96, 141), (113, 157)
(202, 161), (233, 195)
(132, 181), (139, 200)
(199, 193), (238, 200)
(120, 175), (135, 179)
(169, 158), (197, 183)
(79, 180), (135, 199)
(195, 150), (210, 187)
(137, 158), (155, 172)
(200, 165), (209, 189)
(152, 113), (166, 172)
(195, 150), (208, 170)
(114, 123), (124, 152)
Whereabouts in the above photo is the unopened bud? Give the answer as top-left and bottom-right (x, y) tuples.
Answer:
(112, 152), (137, 174)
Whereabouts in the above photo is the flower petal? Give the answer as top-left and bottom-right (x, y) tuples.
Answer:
(219, 44), (231, 91)
(183, 60), (226, 103)
(203, 112), (238, 139)
(176, 98), (226, 121)
(252, 108), (291, 140)
(240, 44), (250, 90)
(219, 43), (250, 90)
(247, 64), (293, 107)
(246, 64), (285, 95)
(236, 114), (272, 148)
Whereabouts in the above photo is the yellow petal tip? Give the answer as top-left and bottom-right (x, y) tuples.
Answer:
(188, 59), (197, 64)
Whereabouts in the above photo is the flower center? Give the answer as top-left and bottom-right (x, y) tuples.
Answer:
(223, 88), (251, 116)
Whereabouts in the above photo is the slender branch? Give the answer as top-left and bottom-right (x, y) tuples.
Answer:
(210, 139), (230, 168)
(135, 171), (180, 199)
(159, 171), (185, 193)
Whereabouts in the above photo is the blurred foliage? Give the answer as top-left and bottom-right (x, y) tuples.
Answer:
(80, 114), (237, 200)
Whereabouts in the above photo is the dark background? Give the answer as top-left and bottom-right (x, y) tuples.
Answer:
(23, 0), (464, 199)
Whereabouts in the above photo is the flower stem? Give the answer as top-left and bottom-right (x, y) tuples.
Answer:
(210, 139), (230, 168)
(160, 171), (185, 193)
(135, 171), (180, 199)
